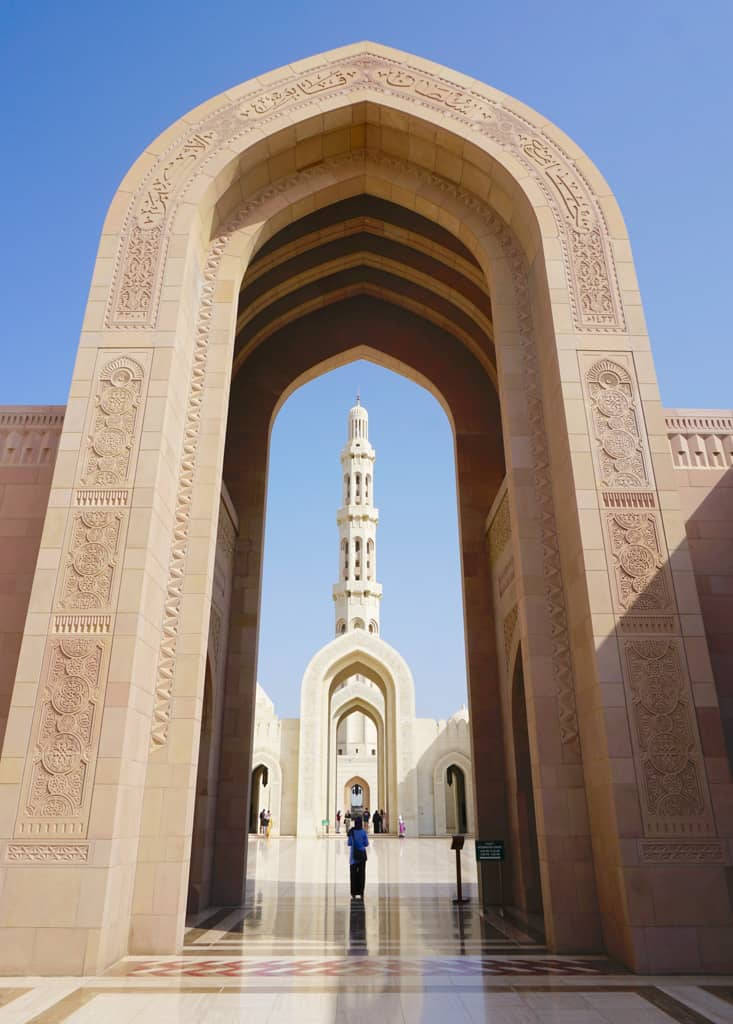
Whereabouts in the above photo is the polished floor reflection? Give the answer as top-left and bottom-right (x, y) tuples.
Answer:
(2, 837), (732, 1022)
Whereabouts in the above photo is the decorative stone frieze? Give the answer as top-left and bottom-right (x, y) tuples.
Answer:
(6, 843), (90, 863)
(106, 52), (624, 335)
(639, 839), (725, 863)
(15, 638), (108, 836)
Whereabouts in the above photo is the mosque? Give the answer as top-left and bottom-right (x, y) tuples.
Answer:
(249, 398), (473, 837)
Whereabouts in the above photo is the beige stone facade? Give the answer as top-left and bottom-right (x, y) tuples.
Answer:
(0, 44), (731, 975)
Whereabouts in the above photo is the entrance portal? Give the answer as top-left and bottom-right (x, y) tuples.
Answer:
(1, 43), (729, 975)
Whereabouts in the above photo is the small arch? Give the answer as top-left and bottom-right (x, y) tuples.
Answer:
(351, 618), (365, 630)
(336, 619), (346, 635)
(368, 619), (378, 635)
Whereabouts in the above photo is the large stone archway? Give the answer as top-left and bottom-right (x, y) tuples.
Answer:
(0, 43), (730, 976)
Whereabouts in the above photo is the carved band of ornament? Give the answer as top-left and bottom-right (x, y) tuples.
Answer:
(16, 638), (108, 836)
(601, 491), (656, 509)
(106, 53), (623, 335)
(217, 504), (237, 560)
(150, 239), (228, 749)
(503, 605), (519, 670)
(585, 358), (652, 491)
(149, 152), (580, 749)
(0, 409), (65, 427)
(81, 356), (145, 489)
(6, 843), (89, 863)
(639, 840), (724, 863)
(665, 413), (733, 469)
(624, 638), (713, 830)
(75, 489), (129, 507)
(498, 560), (515, 600)
(53, 615), (111, 635)
(619, 617), (676, 635)
(488, 492), (511, 564)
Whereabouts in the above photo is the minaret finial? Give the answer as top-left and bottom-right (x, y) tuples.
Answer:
(356, 389), (360, 406)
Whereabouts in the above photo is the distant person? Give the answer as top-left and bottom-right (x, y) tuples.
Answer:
(344, 810), (352, 833)
(381, 809), (387, 833)
(265, 810), (273, 839)
(372, 809), (381, 834)
(398, 814), (406, 839)
(347, 814), (369, 900)
(335, 810), (342, 833)
(259, 809), (266, 835)
(364, 809), (370, 831)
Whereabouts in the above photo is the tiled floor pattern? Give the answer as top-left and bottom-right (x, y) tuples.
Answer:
(1, 839), (732, 1021)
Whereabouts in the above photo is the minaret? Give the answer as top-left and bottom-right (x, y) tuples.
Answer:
(333, 397), (382, 636)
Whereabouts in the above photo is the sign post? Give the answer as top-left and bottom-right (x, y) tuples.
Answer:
(451, 834), (469, 904)
(475, 840), (505, 916)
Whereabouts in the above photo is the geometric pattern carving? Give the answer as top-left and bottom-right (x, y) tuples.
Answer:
(106, 52), (623, 336)
(82, 356), (144, 487)
(606, 511), (672, 613)
(6, 843), (90, 862)
(586, 359), (651, 489)
(16, 638), (106, 835)
(503, 605), (519, 670)
(639, 839), (724, 863)
(59, 510), (123, 610)
(488, 492), (511, 564)
(624, 639), (713, 832)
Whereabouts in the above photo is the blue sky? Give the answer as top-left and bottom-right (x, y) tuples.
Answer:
(1, 1), (730, 715)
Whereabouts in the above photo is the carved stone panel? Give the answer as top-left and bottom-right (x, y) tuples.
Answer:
(584, 357), (652, 490)
(623, 638), (714, 835)
(81, 356), (146, 488)
(16, 638), (108, 837)
(59, 510), (125, 611)
(605, 510), (674, 615)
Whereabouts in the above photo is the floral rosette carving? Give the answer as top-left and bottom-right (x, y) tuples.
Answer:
(627, 640), (705, 819)
(25, 639), (103, 821)
(61, 510), (122, 609)
(83, 357), (144, 486)
(608, 512), (670, 612)
(586, 359), (649, 488)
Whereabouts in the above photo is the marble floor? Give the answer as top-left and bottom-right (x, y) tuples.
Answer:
(1, 837), (732, 1022)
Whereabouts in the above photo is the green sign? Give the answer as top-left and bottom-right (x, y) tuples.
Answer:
(475, 840), (505, 862)
(321, 819), (329, 827)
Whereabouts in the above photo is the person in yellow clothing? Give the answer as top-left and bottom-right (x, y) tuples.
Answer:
(265, 810), (273, 839)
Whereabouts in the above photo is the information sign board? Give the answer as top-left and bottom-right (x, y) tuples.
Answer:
(475, 839), (505, 862)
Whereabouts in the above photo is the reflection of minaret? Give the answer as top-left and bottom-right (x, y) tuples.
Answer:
(333, 397), (382, 636)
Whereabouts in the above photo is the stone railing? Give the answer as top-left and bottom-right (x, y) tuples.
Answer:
(665, 409), (733, 469)
(0, 406), (65, 466)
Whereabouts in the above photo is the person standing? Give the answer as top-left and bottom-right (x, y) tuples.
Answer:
(259, 808), (266, 835)
(373, 809), (381, 834)
(265, 810), (273, 839)
(364, 808), (370, 832)
(344, 810), (352, 833)
(347, 814), (369, 900)
(398, 814), (406, 838)
(335, 809), (342, 834)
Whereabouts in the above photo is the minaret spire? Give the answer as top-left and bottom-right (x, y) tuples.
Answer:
(333, 398), (382, 636)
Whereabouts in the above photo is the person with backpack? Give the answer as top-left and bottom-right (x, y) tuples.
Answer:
(347, 814), (369, 900)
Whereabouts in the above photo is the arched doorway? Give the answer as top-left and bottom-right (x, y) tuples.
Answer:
(344, 776), (370, 816)
(2, 45), (720, 976)
(248, 764), (269, 835)
(445, 764), (468, 834)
